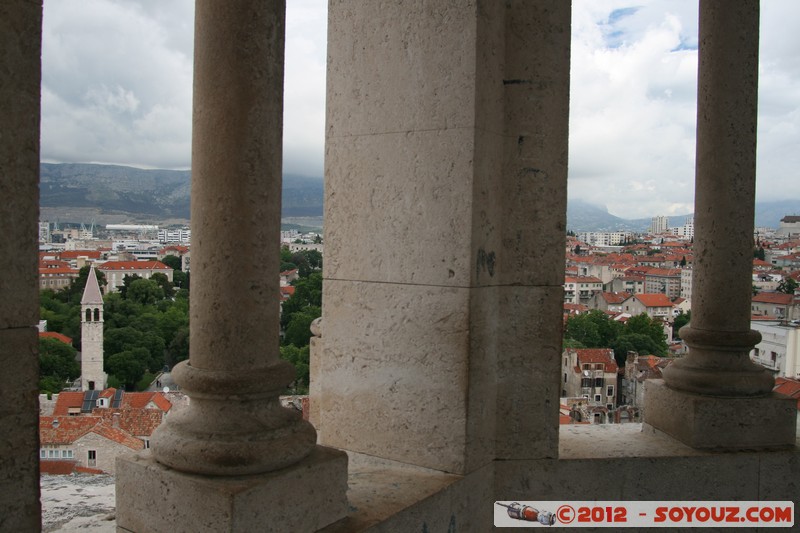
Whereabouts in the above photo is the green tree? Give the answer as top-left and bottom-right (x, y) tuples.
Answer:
(166, 326), (190, 369)
(611, 333), (664, 367)
(151, 272), (175, 298)
(173, 270), (189, 290)
(673, 311), (691, 340)
(291, 252), (311, 277)
(106, 348), (148, 390)
(283, 308), (321, 348)
(161, 254), (182, 271)
(280, 245), (293, 264)
(754, 247), (766, 261)
(280, 344), (310, 393)
(680, 256), (687, 267)
(127, 278), (164, 305)
(777, 278), (798, 294)
(304, 249), (323, 271)
(119, 274), (142, 299)
(281, 273), (323, 329)
(39, 337), (80, 393)
(564, 310), (623, 348)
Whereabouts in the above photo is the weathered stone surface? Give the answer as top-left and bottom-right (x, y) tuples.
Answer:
(321, 453), (493, 533)
(315, 279), (489, 474)
(326, 0), (479, 138)
(494, 286), (563, 460)
(0, 1), (41, 530)
(116, 447), (349, 533)
(324, 130), (476, 287)
(498, 0), (570, 288)
(0, 0), (39, 331)
(644, 379), (797, 449)
(188, 0), (285, 371)
(691, 0), (760, 334)
(496, 424), (800, 502)
(0, 328), (40, 532)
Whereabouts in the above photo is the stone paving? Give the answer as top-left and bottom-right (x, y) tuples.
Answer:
(41, 474), (115, 532)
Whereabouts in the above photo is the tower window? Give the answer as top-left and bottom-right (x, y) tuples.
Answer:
(85, 308), (92, 321)
(94, 308), (100, 321)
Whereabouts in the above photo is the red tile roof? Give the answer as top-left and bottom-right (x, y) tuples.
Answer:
(121, 391), (172, 412)
(39, 331), (73, 345)
(600, 292), (630, 304)
(40, 460), (78, 475)
(98, 260), (171, 271)
(645, 268), (681, 277)
(774, 378), (800, 410)
(633, 293), (674, 308)
(40, 416), (101, 445)
(52, 392), (86, 416)
(752, 292), (793, 305)
(93, 408), (166, 437)
(564, 276), (602, 284)
(40, 415), (143, 451)
(90, 424), (145, 450)
(59, 250), (102, 260)
(572, 348), (618, 372)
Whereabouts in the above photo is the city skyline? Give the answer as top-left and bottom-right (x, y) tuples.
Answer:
(41, 0), (800, 218)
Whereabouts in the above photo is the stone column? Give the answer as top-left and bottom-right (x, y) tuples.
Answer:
(317, 0), (570, 475)
(0, 2), (42, 530)
(116, 2), (347, 531)
(645, 0), (796, 449)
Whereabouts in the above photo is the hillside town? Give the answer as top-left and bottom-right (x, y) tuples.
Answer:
(36, 213), (800, 472)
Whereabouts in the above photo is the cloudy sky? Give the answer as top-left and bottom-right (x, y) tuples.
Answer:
(41, 1), (799, 219)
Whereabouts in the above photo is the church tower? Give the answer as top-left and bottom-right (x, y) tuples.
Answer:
(80, 266), (106, 391)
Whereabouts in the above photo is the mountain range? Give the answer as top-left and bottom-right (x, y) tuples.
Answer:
(39, 163), (799, 230)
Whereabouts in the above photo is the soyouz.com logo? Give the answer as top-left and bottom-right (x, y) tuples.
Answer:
(494, 501), (794, 528)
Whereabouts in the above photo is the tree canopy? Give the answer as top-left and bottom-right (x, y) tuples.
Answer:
(564, 310), (668, 368)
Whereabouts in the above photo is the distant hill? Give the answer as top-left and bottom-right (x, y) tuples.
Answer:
(39, 163), (323, 224)
(40, 163), (798, 230)
(567, 199), (800, 232)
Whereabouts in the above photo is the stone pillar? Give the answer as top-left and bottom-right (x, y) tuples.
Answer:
(645, 0), (796, 449)
(116, 2), (347, 531)
(316, 0), (570, 475)
(0, 1), (42, 531)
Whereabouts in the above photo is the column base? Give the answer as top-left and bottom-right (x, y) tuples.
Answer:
(116, 446), (349, 533)
(644, 380), (797, 450)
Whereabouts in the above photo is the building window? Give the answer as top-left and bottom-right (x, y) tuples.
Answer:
(62, 450), (73, 459)
(581, 378), (592, 388)
(144, 439), (150, 449)
(88, 450), (96, 466)
(48, 449), (58, 458)
(564, 373), (567, 383)
(594, 377), (603, 388)
(771, 351), (777, 362)
(607, 404), (614, 410)
(594, 394), (602, 402)
(40, 449), (46, 459)
(607, 385), (614, 397)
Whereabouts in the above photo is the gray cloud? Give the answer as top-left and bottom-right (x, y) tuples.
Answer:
(41, 0), (799, 218)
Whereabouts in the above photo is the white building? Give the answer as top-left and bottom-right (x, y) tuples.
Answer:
(575, 231), (633, 247)
(750, 320), (800, 379)
(649, 215), (669, 234)
(158, 228), (191, 244)
(671, 217), (695, 239)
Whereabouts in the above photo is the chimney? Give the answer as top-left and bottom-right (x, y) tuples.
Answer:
(112, 412), (121, 429)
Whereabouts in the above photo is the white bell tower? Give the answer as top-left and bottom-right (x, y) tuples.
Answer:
(80, 266), (106, 391)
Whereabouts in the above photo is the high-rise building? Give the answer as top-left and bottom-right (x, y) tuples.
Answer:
(649, 215), (669, 234)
